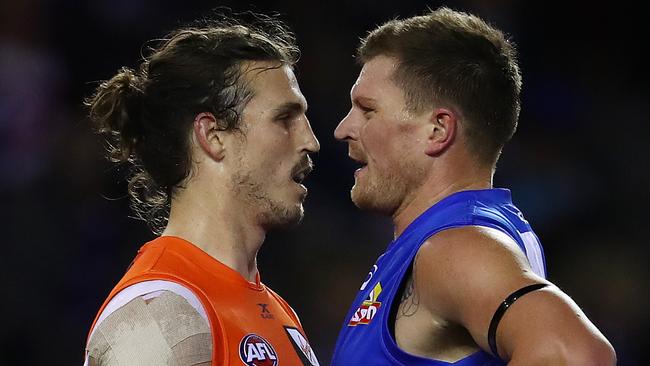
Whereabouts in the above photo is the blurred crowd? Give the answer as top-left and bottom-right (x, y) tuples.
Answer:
(1, 0), (647, 364)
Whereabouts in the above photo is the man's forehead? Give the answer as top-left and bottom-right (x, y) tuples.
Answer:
(351, 55), (400, 99)
(244, 61), (294, 88)
(246, 62), (307, 109)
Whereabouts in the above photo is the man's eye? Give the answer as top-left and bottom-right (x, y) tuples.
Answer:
(275, 114), (291, 122)
(360, 106), (375, 114)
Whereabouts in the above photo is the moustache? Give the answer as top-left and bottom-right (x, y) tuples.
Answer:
(291, 155), (314, 178)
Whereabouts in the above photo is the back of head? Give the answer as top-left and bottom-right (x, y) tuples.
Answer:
(358, 7), (522, 165)
(85, 13), (299, 233)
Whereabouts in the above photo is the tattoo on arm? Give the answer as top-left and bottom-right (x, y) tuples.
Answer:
(397, 255), (420, 318)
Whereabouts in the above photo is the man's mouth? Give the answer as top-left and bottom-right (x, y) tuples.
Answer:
(292, 158), (314, 184)
(292, 169), (310, 184)
(350, 155), (368, 172)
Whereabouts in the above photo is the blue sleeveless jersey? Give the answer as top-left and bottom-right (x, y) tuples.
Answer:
(331, 189), (547, 366)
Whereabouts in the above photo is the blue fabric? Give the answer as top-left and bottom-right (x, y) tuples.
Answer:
(331, 189), (547, 366)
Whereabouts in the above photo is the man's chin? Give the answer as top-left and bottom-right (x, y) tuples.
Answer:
(285, 204), (305, 226)
(260, 203), (304, 230)
(351, 187), (375, 211)
(351, 187), (396, 215)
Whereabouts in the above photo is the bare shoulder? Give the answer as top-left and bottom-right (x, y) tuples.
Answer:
(414, 226), (542, 311)
(413, 226), (616, 364)
(418, 225), (534, 273)
(87, 290), (212, 366)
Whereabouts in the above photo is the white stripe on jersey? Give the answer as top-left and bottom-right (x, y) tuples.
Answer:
(520, 231), (546, 278)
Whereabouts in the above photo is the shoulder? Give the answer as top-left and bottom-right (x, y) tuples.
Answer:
(94, 280), (209, 326)
(416, 225), (538, 286)
(413, 225), (544, 326)
(86, 282), (212, 366)
(413, 226), (616, 364)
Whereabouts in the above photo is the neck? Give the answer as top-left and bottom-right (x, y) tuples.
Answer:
(392, 160), (494, 238)
(161, 186), (265, 283)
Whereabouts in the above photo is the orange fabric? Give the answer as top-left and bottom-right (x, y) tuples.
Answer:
(86, 236), (316, 365)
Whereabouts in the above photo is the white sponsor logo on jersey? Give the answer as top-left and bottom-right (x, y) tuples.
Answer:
(239, 334), (278, 366)
(286, 327), (320, 366)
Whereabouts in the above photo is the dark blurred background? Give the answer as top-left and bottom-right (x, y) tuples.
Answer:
(1, 0), (648, 364)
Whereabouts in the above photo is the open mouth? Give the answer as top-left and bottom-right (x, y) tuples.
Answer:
(350, 156), (368, 173)
(292, 166), (313, 184)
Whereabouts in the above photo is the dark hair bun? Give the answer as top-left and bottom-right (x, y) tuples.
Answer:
(86, 67), (144, 163)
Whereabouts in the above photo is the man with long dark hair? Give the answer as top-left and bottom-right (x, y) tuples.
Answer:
(84, 15), (320, 366)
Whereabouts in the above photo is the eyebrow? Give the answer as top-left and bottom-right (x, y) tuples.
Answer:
(352, 96), (377, 107)
(272, 101), (308, 116)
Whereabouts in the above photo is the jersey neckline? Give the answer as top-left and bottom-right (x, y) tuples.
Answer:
(151, 235), (265, 291)
(388, 188), (512, 251)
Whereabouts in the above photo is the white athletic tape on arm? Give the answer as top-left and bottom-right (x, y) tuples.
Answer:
(84, 280), (211, 366)
(88, 296), (176, 365)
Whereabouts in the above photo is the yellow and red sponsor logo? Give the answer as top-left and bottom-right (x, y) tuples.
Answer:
(348, 282), (382, 326)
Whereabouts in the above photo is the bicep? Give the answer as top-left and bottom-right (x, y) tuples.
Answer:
(86, 290), (212, 366)
(498, 286), (614, 364)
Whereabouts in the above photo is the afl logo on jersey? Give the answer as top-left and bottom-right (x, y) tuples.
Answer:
(239, 334), (278, 366)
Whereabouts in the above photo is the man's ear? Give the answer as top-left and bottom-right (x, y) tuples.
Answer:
(424, 108), (458, 157)
(193, 112), (226, 161)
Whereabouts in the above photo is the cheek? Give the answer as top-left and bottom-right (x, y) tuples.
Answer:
(361, 121), (400, 166)
(245, 132), (288, 164)
(254, 149), (292, 182)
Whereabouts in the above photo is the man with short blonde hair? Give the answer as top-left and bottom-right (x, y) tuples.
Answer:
(332, 7), (615, 366)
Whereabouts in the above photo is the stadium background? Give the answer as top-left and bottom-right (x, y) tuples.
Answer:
(1, 0), (648, 364)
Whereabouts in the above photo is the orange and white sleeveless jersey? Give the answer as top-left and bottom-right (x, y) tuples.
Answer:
(86, 236), (319, 365)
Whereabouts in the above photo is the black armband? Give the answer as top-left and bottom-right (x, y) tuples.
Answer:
(487, 283), (548, 358)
